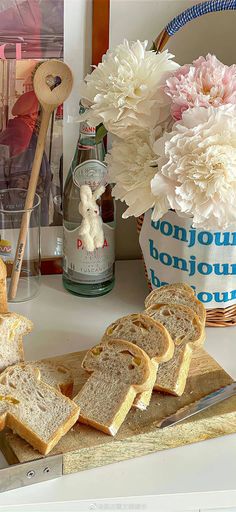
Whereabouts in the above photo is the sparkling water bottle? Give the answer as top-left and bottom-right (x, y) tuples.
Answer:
(62, 108), (115, 297)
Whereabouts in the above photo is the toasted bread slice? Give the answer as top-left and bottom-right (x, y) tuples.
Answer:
(0, 313), (33, 372)
(0, 364), (80, 455)
(144, 303), (205, 396)
(73, 339), (153, 435)
(145, 284), (206, 325)
(103, 313), (174, 410)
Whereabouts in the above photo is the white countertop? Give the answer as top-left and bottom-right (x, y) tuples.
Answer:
(1, 260), (236, 512)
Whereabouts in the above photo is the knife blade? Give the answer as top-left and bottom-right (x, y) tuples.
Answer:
(157, 381), (236, 429)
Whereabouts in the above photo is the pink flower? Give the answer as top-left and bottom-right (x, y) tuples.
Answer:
(165, 54), (236, 120)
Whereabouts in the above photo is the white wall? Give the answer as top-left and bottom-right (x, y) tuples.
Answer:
(64, 0), (92, 182)
(110, 0), (236, 259)
(110, 0), (236, 64)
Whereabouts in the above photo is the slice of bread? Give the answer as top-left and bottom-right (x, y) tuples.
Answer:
(144, 304), (204, 348)
(154, 344), (193, 396)
(0, 313), (33, 372)
(103, 313), (174, 410)
(26, 360), (74, 397)
(73, 338), (153, 436)
(145, 284), (206, 325)
(0, 259), (8, 314)
(0, 364), (80, 455)
(144, 303), (205, 396)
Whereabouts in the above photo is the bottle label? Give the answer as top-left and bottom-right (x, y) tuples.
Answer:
(80, 123), (96, 136)
(63, 223), (115, 284)
(73, 160), (108, 190)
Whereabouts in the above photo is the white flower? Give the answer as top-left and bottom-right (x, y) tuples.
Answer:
(80, 39), (179, 138)
(106, 132), (168, 218)
(152, 104), (236, 229)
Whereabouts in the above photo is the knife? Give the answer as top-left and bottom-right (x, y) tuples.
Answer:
(157, 381), (236, 429)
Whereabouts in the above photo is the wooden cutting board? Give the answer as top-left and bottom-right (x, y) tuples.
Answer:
(1, 349), (236, 474)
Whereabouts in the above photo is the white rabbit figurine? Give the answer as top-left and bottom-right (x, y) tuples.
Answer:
(78, 184), (105, 252)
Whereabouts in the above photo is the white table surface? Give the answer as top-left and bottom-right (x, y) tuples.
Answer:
(1, 260), (236, 512)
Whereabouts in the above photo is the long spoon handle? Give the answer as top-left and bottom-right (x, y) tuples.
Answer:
(8, 110), (51, 300)
(0, 259), (8, 312)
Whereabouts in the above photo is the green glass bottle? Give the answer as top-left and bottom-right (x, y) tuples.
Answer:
(62, 108), (115, 297)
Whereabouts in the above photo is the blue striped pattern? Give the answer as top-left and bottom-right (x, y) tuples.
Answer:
(166, 0), (236, 36)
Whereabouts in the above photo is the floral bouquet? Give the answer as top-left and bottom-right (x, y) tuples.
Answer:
(80, 42), (236, 231)
(79, 6), (236, 325)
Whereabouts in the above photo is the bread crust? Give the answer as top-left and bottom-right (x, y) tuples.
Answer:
(133, 360), (158, 410)
(145, 283), (194, 307)
(60, 382), (74, 398)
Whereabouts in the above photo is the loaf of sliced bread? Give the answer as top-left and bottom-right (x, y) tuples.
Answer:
(103, 313), (174, 410)
(73, 338), (153, 435)
(0, 259), (8, 314)
(26, 360), (74, 397)
(144, 303), (205, 396)
(0, 313), (33, 372)
(0, 364), (80, 454)
(145, 284), (206, 325)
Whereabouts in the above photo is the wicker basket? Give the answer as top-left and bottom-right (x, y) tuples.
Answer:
(138, 0), (236, 327)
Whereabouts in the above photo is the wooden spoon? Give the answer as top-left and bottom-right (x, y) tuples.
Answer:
(9, 60), (73, 300)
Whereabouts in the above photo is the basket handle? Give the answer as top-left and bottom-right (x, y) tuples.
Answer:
(155, 0), (236, 51)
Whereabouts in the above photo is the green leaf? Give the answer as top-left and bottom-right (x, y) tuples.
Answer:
(96, 124), (108, 143)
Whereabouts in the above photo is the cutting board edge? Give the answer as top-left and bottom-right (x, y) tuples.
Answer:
(62, 399), (236, 474)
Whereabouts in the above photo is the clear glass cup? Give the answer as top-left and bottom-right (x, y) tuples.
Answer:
(0, 188), (41, 302)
